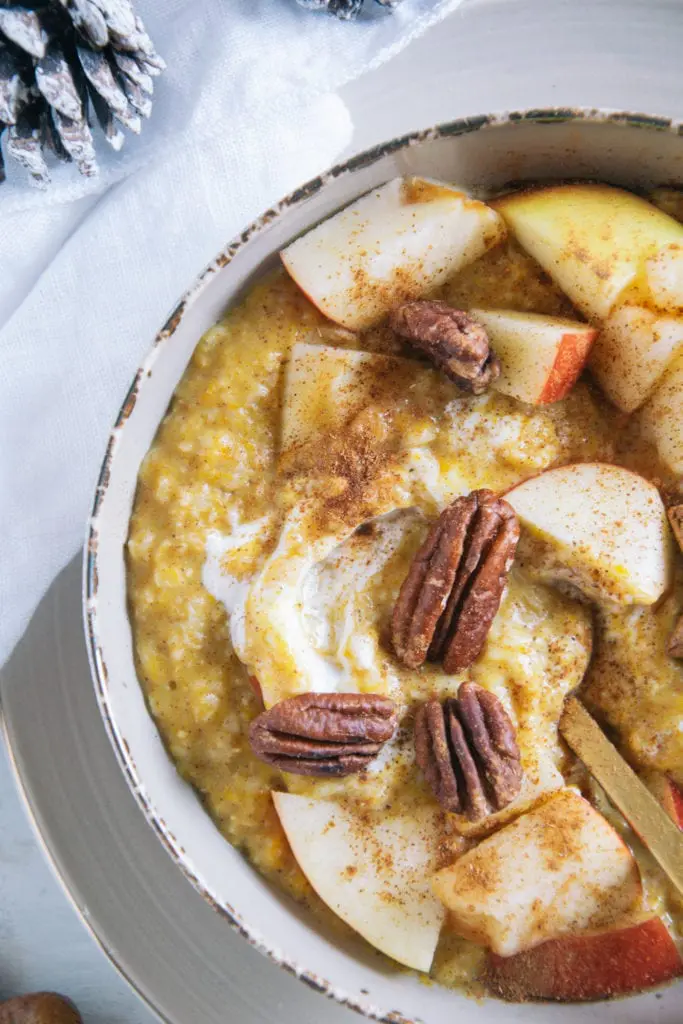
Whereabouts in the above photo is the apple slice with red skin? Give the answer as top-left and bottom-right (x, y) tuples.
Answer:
(281, 177), (504, 330)
(670, 782), (683, 827)
(431, 790), (641, 958)
(471, 308), (597, 405)
(485, 918), (683, 1002)
(648, 773), (683, 829)
(248, 675), (263, 704)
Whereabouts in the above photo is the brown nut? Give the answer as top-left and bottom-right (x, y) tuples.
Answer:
(389, 300), (500, 394)
(0, 993), (82, 1024)
(414, 682), (523, 820)
(249, 692), (397, 777)
(391, 489), (520, 673)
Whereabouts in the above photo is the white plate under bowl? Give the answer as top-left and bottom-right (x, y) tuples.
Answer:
(1, 557), (360, 1024)
(85, 109), (683, 1024)
(3, 2), (683, 1021)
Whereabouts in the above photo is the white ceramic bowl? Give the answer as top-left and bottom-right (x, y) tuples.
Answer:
(84, 109), (683, 1023)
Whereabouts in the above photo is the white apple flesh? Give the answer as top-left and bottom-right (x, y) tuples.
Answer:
(282, 344), (389, 451)
(273, 792), (446, 972)
(281, 341), (437, 453)
(641, 351), (683, 475)
(646, 243), (683, 313)
(494, 184), (683, 321)
(505, 462), (671, 605)
(589, 304), (683, 413)
(470, 308), (597, 405)
(431, 790), (642, 957)
(281, 177), (505, 330)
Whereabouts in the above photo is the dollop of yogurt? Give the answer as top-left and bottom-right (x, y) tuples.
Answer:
(202, 511), (271, 658)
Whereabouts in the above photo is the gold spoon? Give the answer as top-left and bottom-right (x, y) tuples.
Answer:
(560, 696), (683, 896)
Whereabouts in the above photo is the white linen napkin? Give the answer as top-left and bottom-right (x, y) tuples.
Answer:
(0, 0), (463, 667)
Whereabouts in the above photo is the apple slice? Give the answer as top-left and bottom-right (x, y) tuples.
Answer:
(431, 789), (642, 957)
(248, 675), (263, 704)
(470, 308), (596, 404)
(641, 351), (683, 475)
(282, 344), (392, 452)
(485, 918), (682, 1001)
(589, 304), (683, 412)
(668, 780), (683, 826)
(494, 184), (683, 321)
(281, 177), (505, 330)
(506, 462), (671, 605)
(273, 792), (446, 972)
(647, 773), (683, 829)
(281, 341), (437, 453)
(646, 243), (683, 313)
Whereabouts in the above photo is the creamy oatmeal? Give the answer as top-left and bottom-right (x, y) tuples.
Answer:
(127, 178), (683, 1002)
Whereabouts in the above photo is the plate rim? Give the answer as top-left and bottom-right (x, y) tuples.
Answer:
(0, 708), (167, 1024)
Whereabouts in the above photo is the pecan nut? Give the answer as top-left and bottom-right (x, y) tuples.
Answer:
(414, 682), (523, 820)
(389, 300), (500, 395)
(391, 489), (520, 673)
(249, 692), (397, 777)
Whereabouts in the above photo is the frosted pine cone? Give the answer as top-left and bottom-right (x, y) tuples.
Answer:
(0, 0), (165, 187)
(295, 0), (403, 19)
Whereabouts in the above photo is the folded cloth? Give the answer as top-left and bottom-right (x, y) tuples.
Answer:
(0, 0), (463, 668)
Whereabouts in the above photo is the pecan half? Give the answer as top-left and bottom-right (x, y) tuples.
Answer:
(249, 692), (397, 777)
(389, 300), (500, 394)
(414, 682), (523, 820)
(391, 489), (520, 673)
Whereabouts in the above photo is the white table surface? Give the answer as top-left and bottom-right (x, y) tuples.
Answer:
(2, 1), (683, 1021)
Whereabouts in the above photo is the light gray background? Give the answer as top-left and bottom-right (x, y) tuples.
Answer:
(2, 1), (683, 1021)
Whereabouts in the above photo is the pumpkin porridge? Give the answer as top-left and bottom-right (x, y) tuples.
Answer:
(127, 178), (683, 1002)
